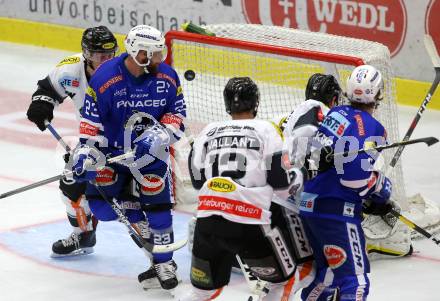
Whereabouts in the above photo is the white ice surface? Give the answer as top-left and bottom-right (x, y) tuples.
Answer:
(0, 41), (439, 301)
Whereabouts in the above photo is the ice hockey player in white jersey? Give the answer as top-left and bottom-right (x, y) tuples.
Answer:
(283, 73), (341, 200)
(26, 26), (118, 257)
(180, 77), (313, 301)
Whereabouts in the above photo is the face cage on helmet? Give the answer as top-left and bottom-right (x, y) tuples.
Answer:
(131, 46), (167, 68)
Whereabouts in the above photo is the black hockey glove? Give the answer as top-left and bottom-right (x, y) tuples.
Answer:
(362, 199), (393, 216)
(27, 94), (56, 131)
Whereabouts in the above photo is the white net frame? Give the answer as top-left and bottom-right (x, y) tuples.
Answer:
(165, 23), (406, 212)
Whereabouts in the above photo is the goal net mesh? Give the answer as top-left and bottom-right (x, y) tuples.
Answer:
(166, 23), (406, 212)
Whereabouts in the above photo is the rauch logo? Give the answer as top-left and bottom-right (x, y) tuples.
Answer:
(242, 0), (407, 57)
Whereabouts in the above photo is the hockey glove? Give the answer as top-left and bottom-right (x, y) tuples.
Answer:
(369, 171), (393, 203)
(71, 146), (101, 182)
(27, 94), (56, 131)
(363, 199), (393, 216)
(134, 125), (169, 161)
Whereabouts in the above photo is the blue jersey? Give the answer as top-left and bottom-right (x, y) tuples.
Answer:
(79, 53), (186, 154)
(301, 105), (387, 221)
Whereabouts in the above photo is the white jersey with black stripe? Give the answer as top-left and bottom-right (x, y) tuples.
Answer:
(47, 53), (88, 120)
(191, 119), (284, 224)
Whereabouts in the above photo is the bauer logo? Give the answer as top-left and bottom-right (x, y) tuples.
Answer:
(242, 0), (407, 57)
(250, 267), (276, 277)
(102, 42), (115, 50)
(425, 0), (440, 53)
(324, 245), (347, 269)
(208, 178), (236, 193)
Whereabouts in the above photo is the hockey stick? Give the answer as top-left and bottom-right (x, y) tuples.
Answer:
(332, 136), (438, 158)
(0, 151), (134, 199)
(389, 209), (440, 246)
(235, 255), (271, 301)
(45, 122), (72, 152)
(92, 181), (187, 254)
(44, 123), (187, 254)
(389, 35), (440, 167)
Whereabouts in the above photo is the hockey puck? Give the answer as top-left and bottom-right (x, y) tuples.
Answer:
(184, 70), (196, 81)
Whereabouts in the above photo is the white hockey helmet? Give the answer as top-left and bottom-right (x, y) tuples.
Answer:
(124, 25), (167, 67)
(346, 65), (384, 104)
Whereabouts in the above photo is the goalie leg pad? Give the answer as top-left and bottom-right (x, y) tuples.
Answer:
(270, 203), (314, 264)
(363, 202), (412, 259)
(191, 241), (234, 289)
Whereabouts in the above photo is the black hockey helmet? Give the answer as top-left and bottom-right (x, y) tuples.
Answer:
(224, 77), (260, 116)
(305, 73), (341, 106)
(81, 26), (118, 54)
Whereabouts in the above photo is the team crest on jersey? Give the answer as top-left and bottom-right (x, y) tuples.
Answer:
(207, 178), (236, 193)
(324, 245), (347, 269)
(56, 56), (80, 67)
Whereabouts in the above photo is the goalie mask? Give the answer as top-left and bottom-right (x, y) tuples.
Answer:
(305, 73), (341, 106)
(224, 77), (260, 116)
(124, 25), (167, 68)
(82, 26), (118, 67)
(346, 65), (384, 105)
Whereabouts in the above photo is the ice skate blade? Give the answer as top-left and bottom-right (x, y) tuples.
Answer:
(141, 277), (182, 291)
(50, 247), (94, 258)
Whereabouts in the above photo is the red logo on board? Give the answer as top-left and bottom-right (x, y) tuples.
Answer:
(242, 0), (407, 57)
(426, 0), (440, 54)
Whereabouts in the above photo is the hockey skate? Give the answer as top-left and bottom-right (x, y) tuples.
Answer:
(138, 260), (179, 293)
(51, 230), (96, 257)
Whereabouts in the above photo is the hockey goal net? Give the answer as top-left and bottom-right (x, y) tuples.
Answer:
(165, 24), (439, 235)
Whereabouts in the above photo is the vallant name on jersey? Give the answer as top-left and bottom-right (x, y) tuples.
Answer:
(206, 135), (261, 152)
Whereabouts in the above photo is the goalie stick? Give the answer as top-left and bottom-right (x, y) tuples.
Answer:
(389, 34), (440, 168)
(44, 123), (187, 254)
(389, 209), (440, 246)
(235, 255), (271, 301)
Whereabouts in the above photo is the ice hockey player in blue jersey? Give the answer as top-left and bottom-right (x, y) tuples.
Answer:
(68, 25), (186, 291)
(299, 65), (393, 301)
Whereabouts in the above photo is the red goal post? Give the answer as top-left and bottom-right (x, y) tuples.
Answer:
(164, 23), (406, 211)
